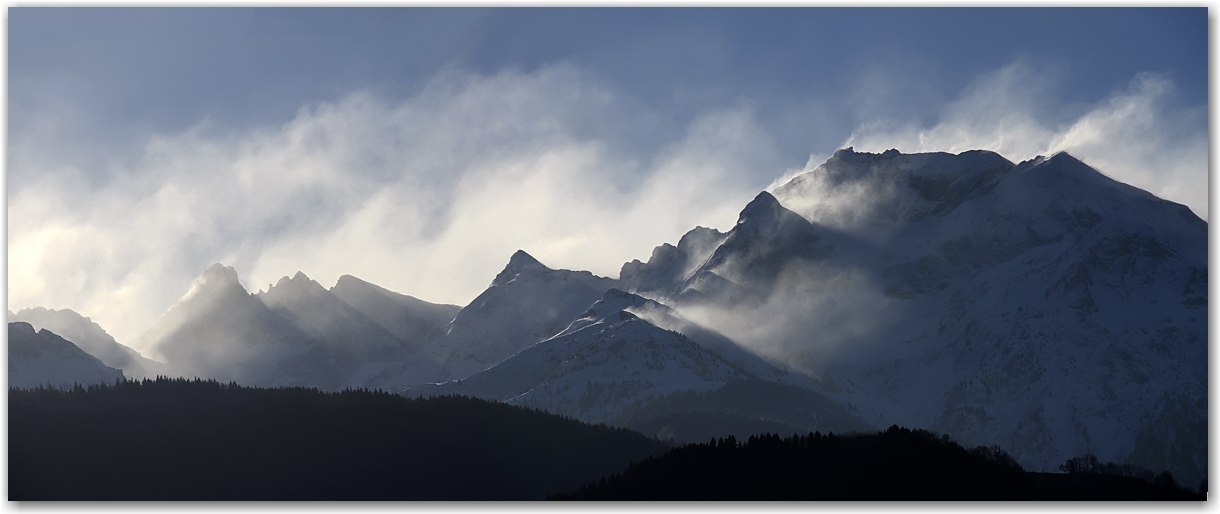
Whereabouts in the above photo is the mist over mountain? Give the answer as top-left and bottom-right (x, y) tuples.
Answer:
(9, 322), (124, 389)
(417, 250), (620, 382)
(329, 274), (460, 350)
(19, 148), (1204, 488)
(256, 272), (414, 386)
(410, 289), (748, 421)
(132, 264), (460, 389)
(622, 148), (1207, 485)
(10, 307), (163, 378)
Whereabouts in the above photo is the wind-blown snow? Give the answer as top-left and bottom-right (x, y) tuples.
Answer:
(32, 147), (1205, 487)
(618, 147), (1206, 485)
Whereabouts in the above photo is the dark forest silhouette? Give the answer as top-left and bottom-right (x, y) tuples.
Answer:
(9, 378), (667, 500)
(552, 426), (1203, 500)
(10, 379), (1203, 501)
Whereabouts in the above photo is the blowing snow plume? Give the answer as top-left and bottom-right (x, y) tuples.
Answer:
(842, 63), (1207, 220)
(618, 148), (1205, 485)
(8, 65), (774, 347)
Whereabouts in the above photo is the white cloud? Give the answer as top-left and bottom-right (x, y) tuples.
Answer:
(10, 60), (1205, 350)
(9, 64), (776, 347)
(844, 62), (1208, 220)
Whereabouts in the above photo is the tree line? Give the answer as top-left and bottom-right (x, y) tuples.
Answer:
(552, 425), (1204, 500)
(10, 377), (667, 500)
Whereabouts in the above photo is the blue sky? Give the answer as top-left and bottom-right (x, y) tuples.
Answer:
(8, 8), (1209, 346)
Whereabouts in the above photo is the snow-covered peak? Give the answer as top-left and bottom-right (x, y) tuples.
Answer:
(137, 263), (271, 370)
(553, 288), (656, 338)
(676, 226), (726, 255)
(148, 263), (252, 329)
(333, 274), (372, 291)
(729, 191), (819, 241)
(619, 226), (728, 296)
(261, 270), (328, 300)
(588, 287), (651, 313)
(173, 263), (247, 308)
(200, 262), (240, 287)
(773, 148), (1015, 231)
(670, 147), (1208, 484)
(425, 250), (618, 382)
(736, 191), (784, 226)
(690, 187), (834, 298)
(492, 250), (548, 286)
(408, 307), (753, 425)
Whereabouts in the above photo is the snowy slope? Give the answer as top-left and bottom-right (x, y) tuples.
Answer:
(620, 226), (726, 296)
(408, 301), (750, 424)
(626, 148), (1208, 485)
(10, 322), (124, 389)
(25, 146), (1201, 485)
(409, 288), (870, 437)
(572, 288), (806, 386)
(10, 307), (163, 379)
(418, 250), (619, 382)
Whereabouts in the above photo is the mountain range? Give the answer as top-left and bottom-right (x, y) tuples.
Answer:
(9, 148), (1206, 487)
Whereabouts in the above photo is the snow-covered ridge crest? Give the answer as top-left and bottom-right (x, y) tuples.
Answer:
(178, 263), (243, 304)
(406, 293), (751, 424)
(22, 146), (1205, 486)
(773, 147), (1015, 233)
(492, 249), (549, 287)
(421, 249), (619, 382)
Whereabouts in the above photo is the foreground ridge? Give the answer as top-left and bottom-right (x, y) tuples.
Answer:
(552, 426), (1203, 500)
(9, 378), (667, 500)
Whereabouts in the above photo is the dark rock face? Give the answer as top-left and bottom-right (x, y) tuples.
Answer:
(9, 322), (125, 389)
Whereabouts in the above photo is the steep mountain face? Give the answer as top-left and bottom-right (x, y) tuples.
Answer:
(256, 272), (413, 386)
(137, 265), (466, 390)
(581, 288), (801, 385)
(416, 250), (619, 383)
(408, 288), (870, 439)
(622, 148), (1206, 485)
(411, 310), (746, 424)
(137, 264), (344, 388)
(10, 322), (124, 389)
(689, 191), (837, 303)
(619, 226), (726, 296)
(329, 274), (460, 350)
(10, 307), (163, 379)
(23, 146), (1200, 486)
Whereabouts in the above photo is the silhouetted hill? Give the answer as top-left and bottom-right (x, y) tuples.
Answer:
(9, 378), (668, 500)
(8, 322), (124, 389)
(552, 426), (1203, 500)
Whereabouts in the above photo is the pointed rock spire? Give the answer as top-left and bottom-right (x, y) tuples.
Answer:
(737, 191), (783, 226)
(507, 249), (543, 269)
(200, 263), (240, 286)
(492, 250), (548, 286)
(182, 263), (247, 303)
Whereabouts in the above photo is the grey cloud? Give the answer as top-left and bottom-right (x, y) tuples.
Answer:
(10, 59), (1203, 350)
(9, 65), (783, 347)
(844, 63), (1207, 219)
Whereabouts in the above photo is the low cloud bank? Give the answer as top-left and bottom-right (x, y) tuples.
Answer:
(842, 62), (1207, 220)
(9, 65), (774, 346)
(9, 61), (1205, 349)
